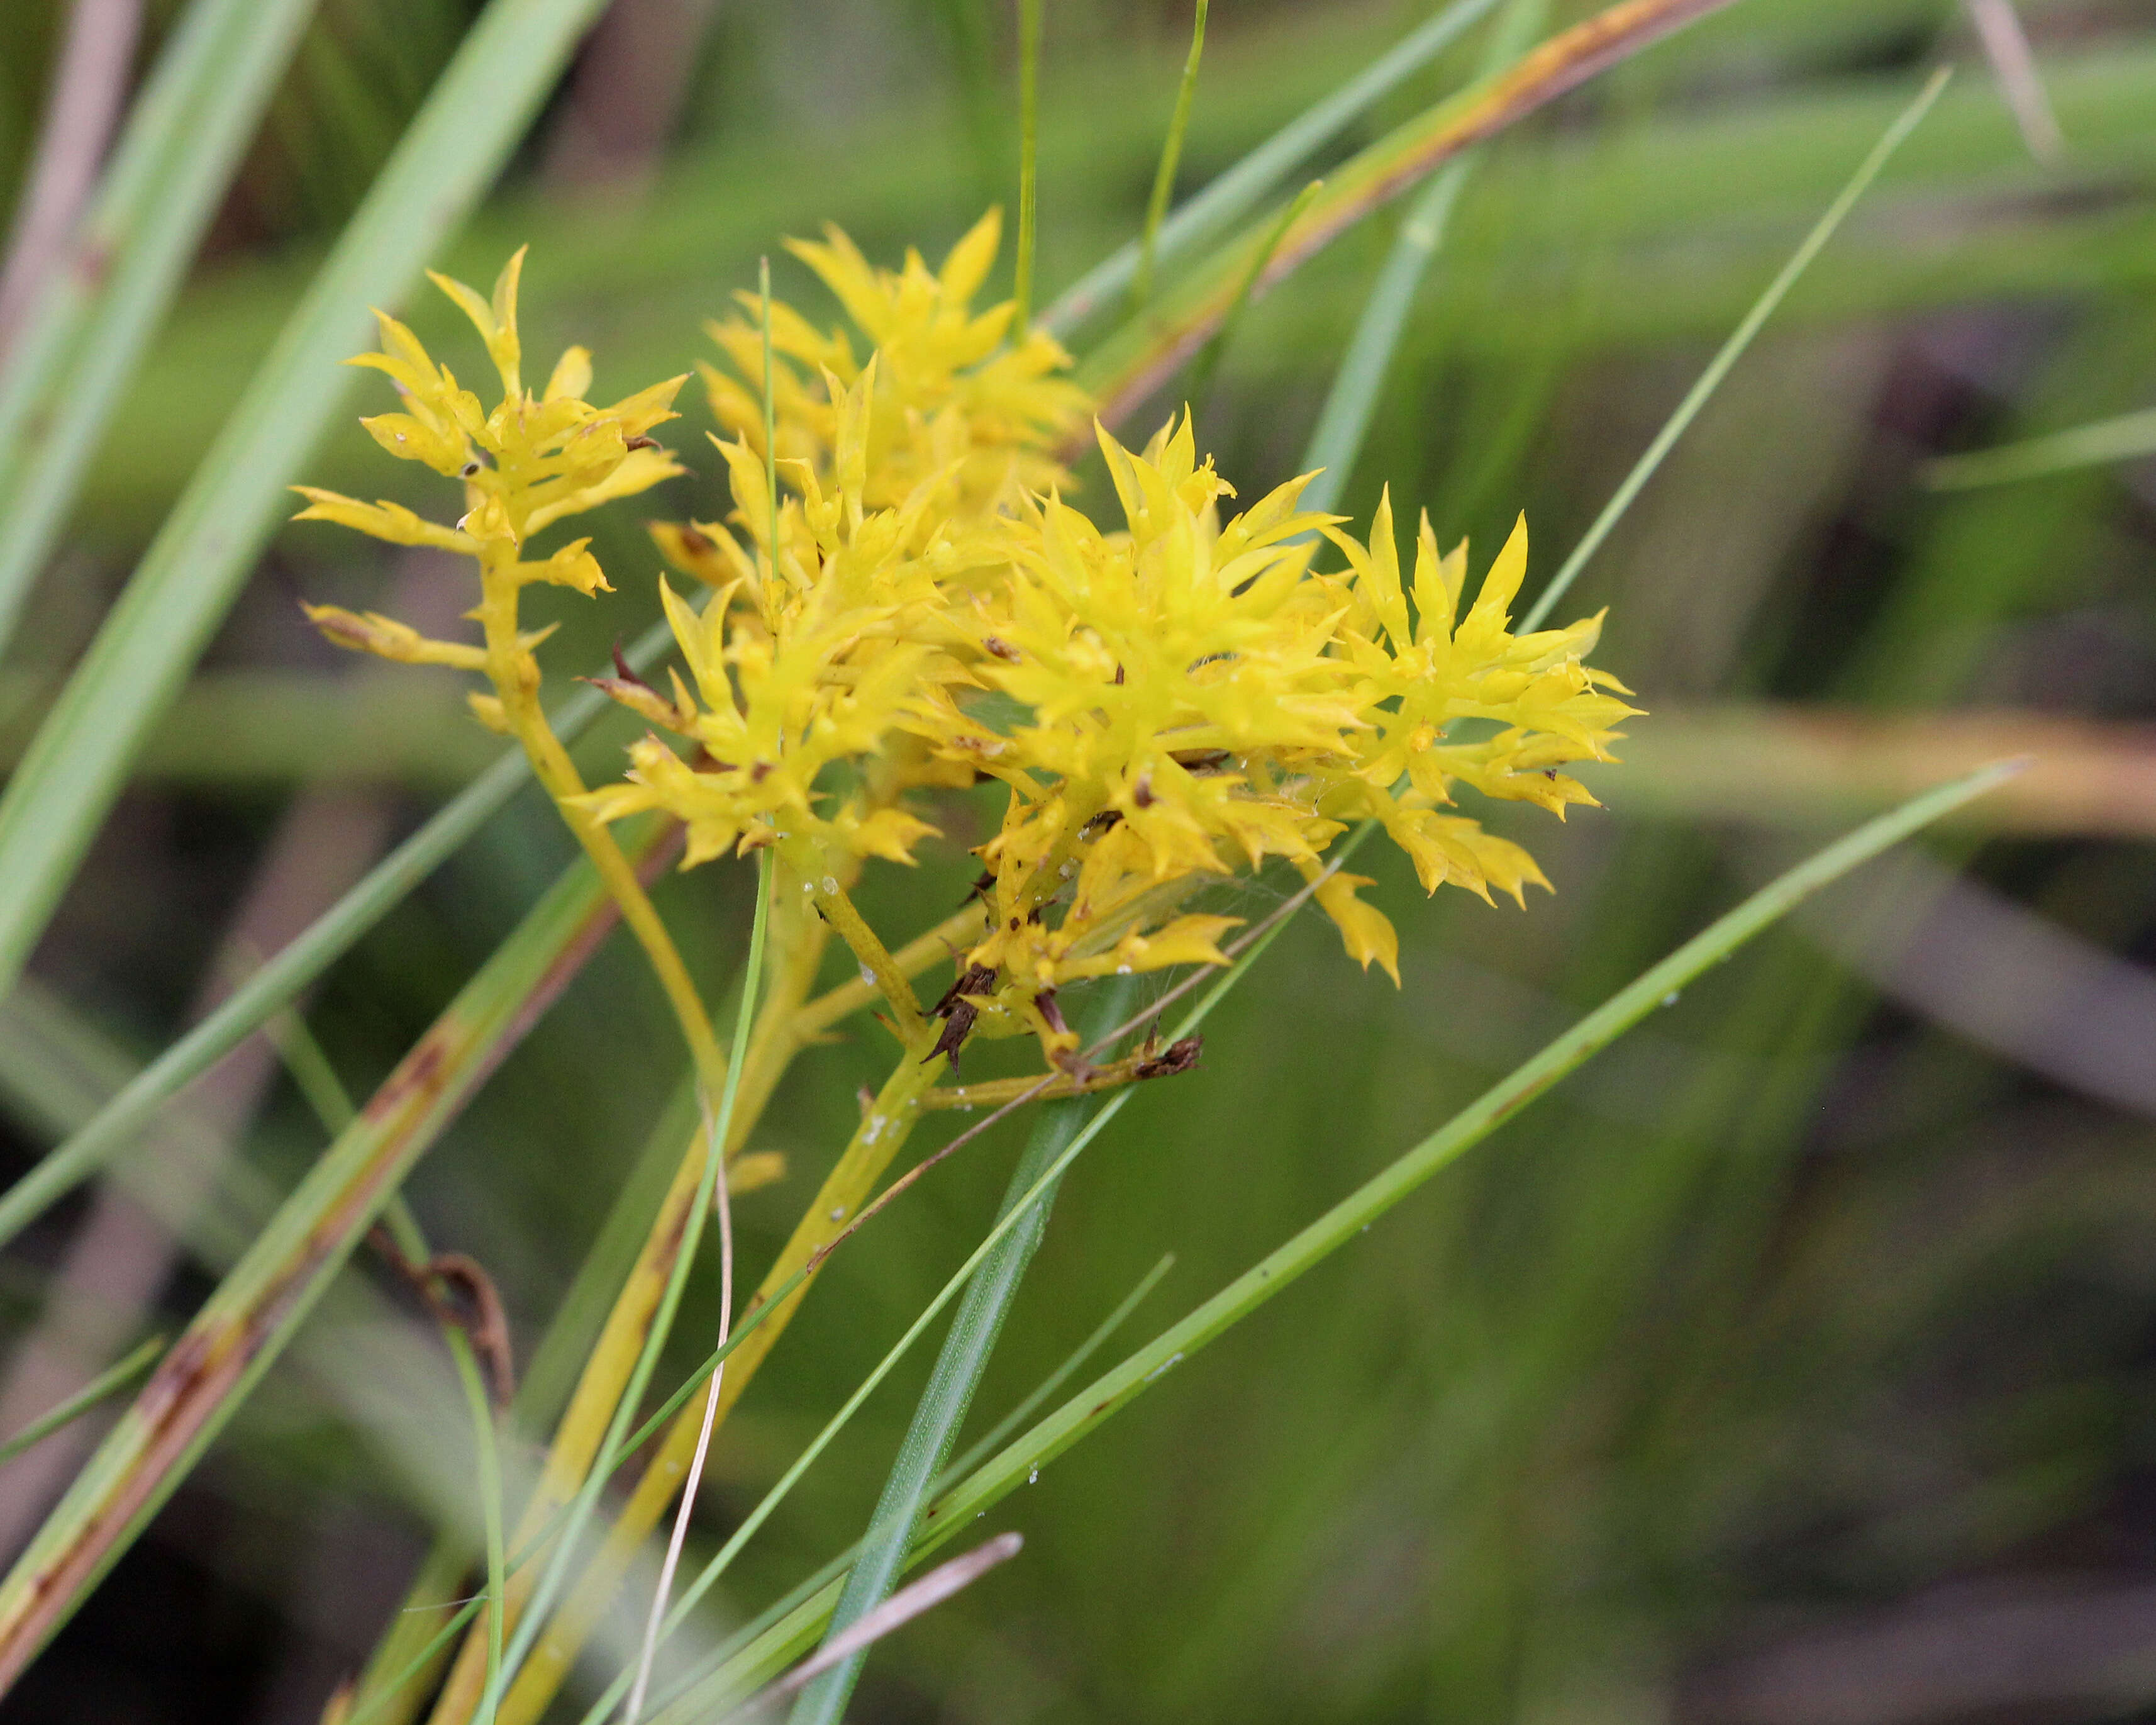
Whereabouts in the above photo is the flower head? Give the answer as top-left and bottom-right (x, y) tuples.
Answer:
(909, 415), (1640, 1052)
(294, 249), (686, 722)
(696, 210), (1087, 526)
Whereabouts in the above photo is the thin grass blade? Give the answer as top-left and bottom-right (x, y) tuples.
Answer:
(1014, 0), (1044, 334)
(738, 1534), (1022, 1718)
(1923, 405), (2156, 489)
(0, 821), (669, 1694)
(784, 983), (1136, 1725)
(1298, 0), (1548, 514)
(621, 852), (773, 1723)
(489, 852), (772, 1707)
(0, 1336), (163, 1467)
(1041, 0), (1502, 333)
(655, 762), (2023, 1711)
(1132, 0), (1209, 313)
(0, 0), (323, 652)
(1521, 65), (1952, 630)
(447, 1332), (508, 1725)
(1076, 0), (1743, 429)
(0, 0), (619, 1005)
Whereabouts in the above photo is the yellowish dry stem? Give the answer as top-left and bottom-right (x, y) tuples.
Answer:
(491, 1047), (947, 1725)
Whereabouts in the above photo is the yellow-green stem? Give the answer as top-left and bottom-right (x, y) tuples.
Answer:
(802, 869), (930, 1049)
(493, 1048), (948, 1725)
(922, 1051), (1169, 1110)
(794, 903), (986, 1040)
(474, 555), (726, 1092)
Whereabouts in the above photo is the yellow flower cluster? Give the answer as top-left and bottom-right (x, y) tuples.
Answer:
(300, 218), (1636, 1072)
(295, 248), (684, 744)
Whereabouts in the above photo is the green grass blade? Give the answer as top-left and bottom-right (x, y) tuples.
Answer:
(1132, 0), (1209, 315)
(0, 613), (677, 1254)
(1014, 0), (1044, 335)
(0, 820), (666, 1692)
(1187, 179), (1320, 406)
(0, 1336), (164, 1467)
(0, 0), (618, 1007)
(1042, 0), (1501, 333)
(659, 762), (2021, 1709)
(344, 1074), (695, 1725)
(785, 982), (1138, 1725)
(447, 1332), (508, 1725)
(1923, 405), (2156, 489)
(352, 1594), (487, 1725)
(567, 1249), (1177, 1725)
(1077, 0), (1741, 427)
(1297, 0), (1548, 514)
(623, 849), (774, 1723)
(612, 842), (1374, 1725)
(1520, 65), (1951, 630)
(494, 850), (774, 1705)
(940, 1250), (1174, 1484)
(0, 0), (323, 652)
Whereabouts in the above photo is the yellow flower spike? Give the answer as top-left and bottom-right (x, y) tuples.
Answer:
(695, 211), (1087, 520)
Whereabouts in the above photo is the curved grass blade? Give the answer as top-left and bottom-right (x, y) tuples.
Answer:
(736, 1534), (1023, 1720)
(0, 820), (669, 1695)
(620, 853), (772, 1724)
(1520, 65), (1952, 630)
(488, 853), (773, 1710)
(1923, 405), (2156, 490)
(663, 1256), (1167, 1724)
(0, 615), (677, 1254)
(1132, 0), (1209, 315)
(0, 0), (618, 1006)
(0, 1335), (163, 1467)
(1077, 0), (1743, 428)
(784, 983), (1136, 1725)
(942, 1251), (1174, 1484)
(1042, 0), (1502, 333)
(1297, 0), (1548, 515)
(0, 0), (323, 653)
(586, 851), (1365, 1725)
(446, 1332), (508, 1725)
(653, 762), (2023, 1713)
(1013, 0), (1044, 335)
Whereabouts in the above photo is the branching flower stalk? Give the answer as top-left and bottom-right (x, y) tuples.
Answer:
(294, 250), (728, 1093)
(306, 213), (1636, 1725)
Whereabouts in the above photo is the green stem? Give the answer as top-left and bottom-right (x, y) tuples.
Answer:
(0, 1336), (164, 1466)
(487, 850), (775, 1708)
(1520, 65), (1950, 630)
(1042, 0), (1500, 332)
(446, 1332), (508, 1725)
(1297, 0), (1549, 515)
(786, 982), (1136, 1725)
(1132, 0), (1209, 314)
(1014, 0), (1045, 335)
(650, 762), (2023, 1716)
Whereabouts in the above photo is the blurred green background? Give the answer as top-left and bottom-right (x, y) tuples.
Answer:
(3, 0), (2156, 1720)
